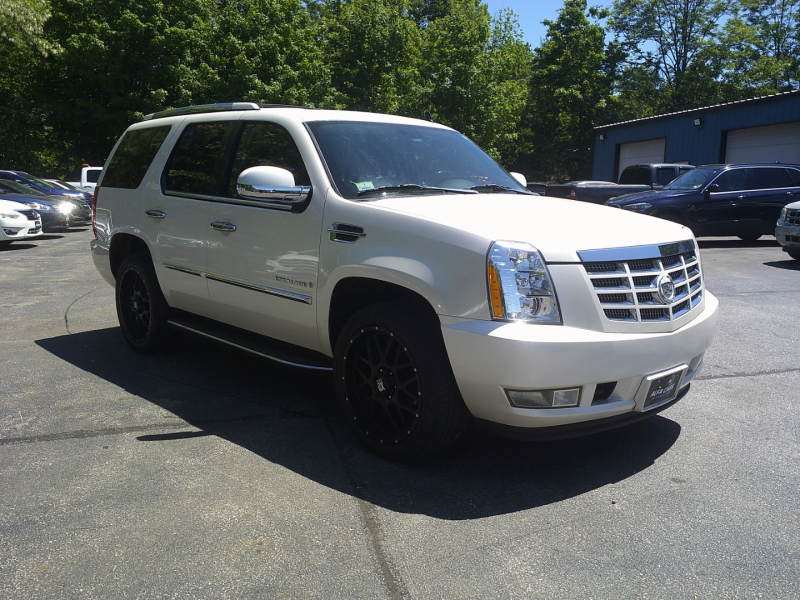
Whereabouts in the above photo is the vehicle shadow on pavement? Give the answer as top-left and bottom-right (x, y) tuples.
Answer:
(764, 259), (800, 270)
(36, 328), (681, 520)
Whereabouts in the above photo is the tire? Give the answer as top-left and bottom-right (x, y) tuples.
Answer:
(115, 253), (170, 353)
(333, 302), (470, 460)
(737, 234), (761, 243)
(787, 249), (800, 262)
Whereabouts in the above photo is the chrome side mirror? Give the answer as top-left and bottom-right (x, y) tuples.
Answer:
(236, 166), (311, 204)
(703, 183), (719, 199)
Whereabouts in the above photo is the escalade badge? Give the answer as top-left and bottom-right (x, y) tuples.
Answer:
(656, 274), (675, 304)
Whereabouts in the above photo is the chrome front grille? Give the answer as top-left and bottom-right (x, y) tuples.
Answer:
(581, 241), (704, 323)
(785, 208), (800, 226)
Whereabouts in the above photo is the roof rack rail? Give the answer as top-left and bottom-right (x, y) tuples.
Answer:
(143, 102), (261, 121)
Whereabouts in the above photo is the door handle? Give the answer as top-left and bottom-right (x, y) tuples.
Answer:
(210, 221), (236, 232)
(145, 209), (166, 219)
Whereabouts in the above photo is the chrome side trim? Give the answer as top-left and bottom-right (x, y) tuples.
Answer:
(163, 264), (312, 303)
(167, 320), (332, 371)
(578, 239), (695, 263)
(163, 190), (294, 212)
(164, 263), (205, 278)
(205, 272), (313, 304)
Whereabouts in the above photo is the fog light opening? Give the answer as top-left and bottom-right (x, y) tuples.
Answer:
(506, 387), (580, 409)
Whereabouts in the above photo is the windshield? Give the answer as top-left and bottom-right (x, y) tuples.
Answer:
(307, 121), (531, 199)
(663, 168), (717, 190)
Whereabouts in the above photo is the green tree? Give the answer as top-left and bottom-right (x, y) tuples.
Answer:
(610, 0), (728, 112)
(720, 0), (799, 95)
(419, 1), (531, 158)
(0, 0), (58, 168)
(323, 0), (421, 113)
(515, 0), (616, 180)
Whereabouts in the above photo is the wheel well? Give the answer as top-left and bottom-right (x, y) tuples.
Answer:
(328, 278), (438, 350)
(109, 234), (151, 280)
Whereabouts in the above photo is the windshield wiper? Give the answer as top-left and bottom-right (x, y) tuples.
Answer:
(467, 184), (533, 194)
(357, 183), (479, 197)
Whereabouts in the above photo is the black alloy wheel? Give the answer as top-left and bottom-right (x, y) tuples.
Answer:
(115, 253), (170, 353)
(334, 302), (470, 460)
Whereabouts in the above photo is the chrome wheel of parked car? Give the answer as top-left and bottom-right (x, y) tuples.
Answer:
(116, 254), (170, 353)
(334, 302), (469, 460)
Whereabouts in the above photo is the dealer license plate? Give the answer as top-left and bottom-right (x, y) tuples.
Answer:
(643, 367), (687, 409)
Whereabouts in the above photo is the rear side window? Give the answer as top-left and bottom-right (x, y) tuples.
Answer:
(165, 122), (234, 196)
(226, 122), (310, 197)
(787, 167), (800, 186)
(656, 167), (676, 186)
(751, 167), (793, 190)
(103, 126), (171, 189)
(619, 167), (648, 185)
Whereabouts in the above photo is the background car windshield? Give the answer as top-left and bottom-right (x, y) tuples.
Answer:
(664, 168), (716, 190)
(307, 121), (527, 199)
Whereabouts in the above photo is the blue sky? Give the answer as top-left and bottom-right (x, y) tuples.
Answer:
(483, 0), (614, 48)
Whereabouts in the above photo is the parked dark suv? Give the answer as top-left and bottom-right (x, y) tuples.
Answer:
(606, 164), (800, 241)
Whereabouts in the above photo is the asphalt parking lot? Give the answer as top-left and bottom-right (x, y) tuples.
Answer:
(1, 228), (798, 599)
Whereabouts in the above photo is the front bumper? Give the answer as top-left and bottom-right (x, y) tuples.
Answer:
(441, 291), (718, 430)
(775, 221), (800, 251)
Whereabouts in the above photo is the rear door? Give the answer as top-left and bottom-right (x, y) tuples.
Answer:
(748, 167), (800, 233)
(153, 118), (239, 318)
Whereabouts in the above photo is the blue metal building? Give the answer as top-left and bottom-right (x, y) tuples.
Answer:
(592, 90), (800, 182)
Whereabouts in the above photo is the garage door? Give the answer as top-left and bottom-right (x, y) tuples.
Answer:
(618, 139), (665, 180)
(726, 122), (800, 163)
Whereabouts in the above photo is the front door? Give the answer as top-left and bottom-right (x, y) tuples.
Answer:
(205, 120), (324, 351)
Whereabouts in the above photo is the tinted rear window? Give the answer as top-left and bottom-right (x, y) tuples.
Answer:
(752, 167), (793, 190)
(103, 126), (171, 189)
(165, 122), (234, 196)
(619, 167), (649, 185)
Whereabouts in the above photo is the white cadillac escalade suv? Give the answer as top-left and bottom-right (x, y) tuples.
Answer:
(90, 103), (719, 459)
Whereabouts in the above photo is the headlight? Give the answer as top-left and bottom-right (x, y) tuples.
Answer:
(487, 241), (561, 324)
(56, 202), (75, 215)
(779, 206), (788, 221)
(0, 212), (23, 219)
(621, 202), (652, 212)
(28, 202), (50, 211)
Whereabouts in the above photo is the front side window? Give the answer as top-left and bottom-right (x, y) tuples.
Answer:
(712, 169), (749, 192)
(226, 122), (310, 197)
(103, 126), (171, 189)
(165, 122), (233, 196)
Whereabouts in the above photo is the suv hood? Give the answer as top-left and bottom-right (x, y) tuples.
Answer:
(372, 194), (692, 262)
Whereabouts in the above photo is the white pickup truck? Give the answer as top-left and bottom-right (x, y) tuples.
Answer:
(66, 165), (102, 192)
(90, 103), (719, 460)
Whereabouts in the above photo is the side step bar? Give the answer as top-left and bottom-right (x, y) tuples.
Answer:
(168, 311), (333, 372)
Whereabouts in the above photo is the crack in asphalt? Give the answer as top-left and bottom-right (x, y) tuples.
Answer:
(326, 420), (409, 600)
(695, 366), (800, 381)
(63, 285), (103, 335)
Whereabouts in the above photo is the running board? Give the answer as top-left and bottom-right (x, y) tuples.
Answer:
(167, 312), (333, 372)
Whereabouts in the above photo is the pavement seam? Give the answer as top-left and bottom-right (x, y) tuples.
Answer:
(63, 285), (103, 334)
(326, 420), (409, 600)
(696, 366), (800, 381)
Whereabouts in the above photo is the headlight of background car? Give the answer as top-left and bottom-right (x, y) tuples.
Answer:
(779, 206), (788, 222)
(0, 212), (23, 219)
(56, 202), (74, 215)
(621, 202), (652, 212)
(487, 241), (561, 324)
